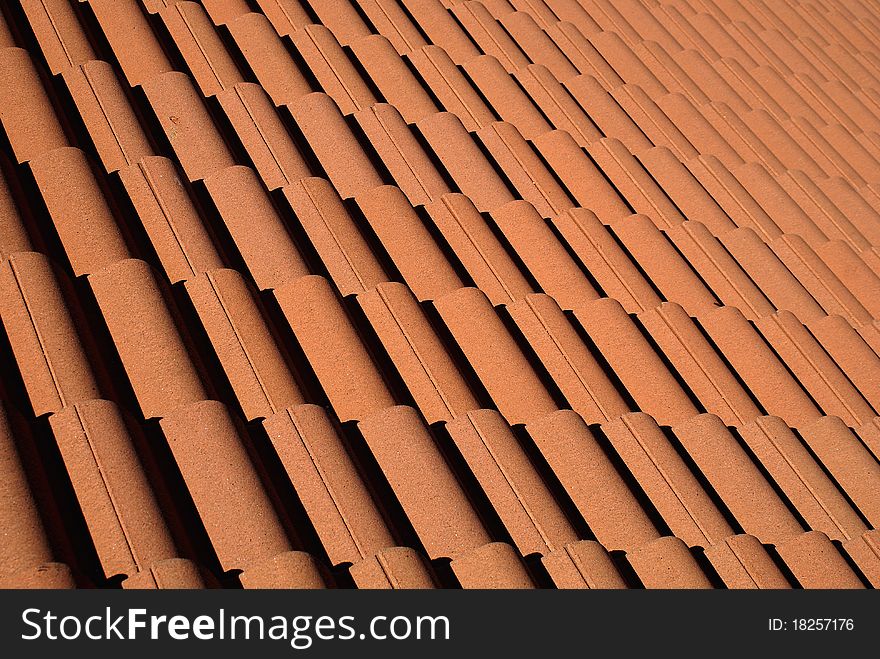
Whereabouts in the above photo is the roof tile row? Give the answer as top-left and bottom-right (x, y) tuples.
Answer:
(1, 0), (879, 589)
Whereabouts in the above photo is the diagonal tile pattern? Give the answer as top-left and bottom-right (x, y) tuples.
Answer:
(1, 0), (880, 589)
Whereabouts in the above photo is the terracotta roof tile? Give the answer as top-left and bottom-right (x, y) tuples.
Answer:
(3, 0), (880, 590)
(613, 214), (718, 315)
(420, 112), (515, 212)
(62, 61), (155, 173)
(463, 56), (551, 140)
(575, 297), (699, 426)
(426, 194), (533, 305)
(399, 0), (479, 63)
(737, 415), (867, 543)
(478, 121), (575, 217)
(160, 2), (244, 97)
(264, 403), (394, 565)
(0, 48), (69, 164)
(409, 46), (494, 131)
(533, 131), (631, 222)
(602, 412), (735, 548)
(699, 305), (822, 427)
(350, 36), (437, 123)
(19, 0), (95, 74)
(0, 403), (55, 578)
(843, 530), (880, 588)
(777, 531), (866, 589)
(88, 258), (207, 418)
(239, 551), (326, 589)
(492, 200), (598, 310)
(121, 558), (208, 589)
(87, 0), (174, 86)
(508, 294), (627, 423)
(359, 405), (490, 559)
(356, 103), (451, 206)
(516, 65), (604, 147)
(217, 83), (310, 189)
(528, 410), (658, 551)
(1, 252), (102, 414)
(547, 22), (619, 87)
(704, 534), (790, 589)
(204, 165), (309, 290)
(308, 0), (372, 46)
(502, 12), (579, 80)
(451, 2), (529, 73)
(0, 562), (76, 589)
(276, 274), (394, 422)
(627, 535), (713, 589)
(0, 13), (14, 49)
(31, 147), (130, 275)
(450, 541), (535, 588)
(639, 302), (761, 426)
(350, 547), (437, 589)
(672, 414), (805, 544)
(358, 282), (479, 423)
(541, 540), (627, 589)
(227, 13), (312, 106)
(354, 1), (427, 55)
(447, 409), (578, 555)
(283, 177), (387, 295)
(200, 0), (251, 26)
(290, 92), (383, 195)
(666, 222), (774, 321)
(357, 185), (461, 300)
(253, 0), (311, 37)
(0, 165), (32, 259)
(119, 156), (224, 283)
(142, 71), (236, 181)
(186, 268), (304, 420)
(49, 400), (178, 578)
(551, 207), (661, 313)
(159, 400), (292, 571)
(435, 286), (557, 425)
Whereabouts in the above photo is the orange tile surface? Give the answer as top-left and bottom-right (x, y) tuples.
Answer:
(1, 0), (879, 589)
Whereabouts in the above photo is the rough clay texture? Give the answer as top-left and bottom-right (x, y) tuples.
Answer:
(1, 0), (880, 590)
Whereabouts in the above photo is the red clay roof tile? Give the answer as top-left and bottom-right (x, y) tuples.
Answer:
(276, 275), (394, 422)
(239, 551), (326, 589)
(159, 400), (292, 571)
(264, 403), (395, 566)
(357, 185), (462, 300)
(450, 541), (535, 588)
(541, 540), (627, 589)
(217, 83), (310, 190)
(1, 252), (102, 414)
(49, 400), (178, 578)
(447, 409), (578, 555)
(528, 410), (659, 551)
(349, 547), (437, 589)
(283, 177), (387, 296)
(435, 286), (558, 425)
(358, 282), (479, 423)
(227, 13), (313, 106)
(20, 0), (94, 73)
(359, 405), (491, 559)
(142, 72), (236, 181)
(88, 0), (174, 86)
(89, 258), (207, 418)
(119, 156), (225, 283)
(3, 0), (880, 591)
(0, 48), (68, 164)
(204, 165), (309, 290)
(63, 61), (155, 173)
(0, 403), (55, 578)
